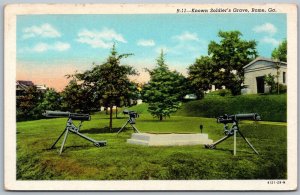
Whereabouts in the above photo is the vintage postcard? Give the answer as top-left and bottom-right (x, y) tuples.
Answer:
(4, 4), (297, 190)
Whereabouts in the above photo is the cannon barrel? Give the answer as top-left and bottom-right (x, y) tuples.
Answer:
(43, 111), (70, 117)
(217, 113), (261, 124)
(123, 109), (131, 114)
(123, 109), (139, 118)
(233, 113), (261, 121)
(43, 110), (91, 121)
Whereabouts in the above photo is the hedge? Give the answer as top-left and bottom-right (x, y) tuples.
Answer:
(176, 94), (287, 122)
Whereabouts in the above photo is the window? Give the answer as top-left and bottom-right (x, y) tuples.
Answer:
(283, 72), (286, 83)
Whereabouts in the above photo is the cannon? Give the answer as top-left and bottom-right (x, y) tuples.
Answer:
(42, 110), (91, 121)
(117, 110), (140, 134)
(217, 113), (261, 124)
(43, 110), (107, 154)
(205, 113), (261, 155)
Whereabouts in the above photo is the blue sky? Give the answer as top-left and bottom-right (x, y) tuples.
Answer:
(16, 14), (286, 90)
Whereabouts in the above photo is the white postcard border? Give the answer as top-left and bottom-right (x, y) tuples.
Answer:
(4, 3), (298, 191)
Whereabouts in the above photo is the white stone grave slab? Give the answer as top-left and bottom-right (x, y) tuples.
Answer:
(127, 133), (213, 146)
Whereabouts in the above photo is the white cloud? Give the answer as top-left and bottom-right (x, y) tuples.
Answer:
(29, 41), (70, 53)
(137, 39), (155, 47)
(22, 23), (61, 39)
(172, 31), (200, 42)
(261, 37), (280, 47)
(253, 23), (281, 47)
(32, 43), (49, 52)
(76, 28), (127, 48)
(53, 42), (71, 51)
(155, 31), (206, 58)
(253, 23), (277, 35)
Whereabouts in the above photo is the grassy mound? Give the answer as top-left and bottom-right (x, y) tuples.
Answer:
(124, 103), (149, 114)
(176, 94), (287, 122)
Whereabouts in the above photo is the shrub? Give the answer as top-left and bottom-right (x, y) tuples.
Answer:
(278, 84), (287, 94)
(218, 89), (232, 97)
(205, 89), (232, 97)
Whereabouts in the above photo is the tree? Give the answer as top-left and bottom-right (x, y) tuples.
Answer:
(208, 31), (257, 95)
(74, 44), (137, 130)
(38, 88), (62, 111)
(187, 56), (214, 98)
(272, 39), (287, 62)
(142, 50), (186, 121)
(271, 39), (287, 94)
(264, 73), (276, 93)
(61, 79), (96, 113)
(16, 86), (43, 121)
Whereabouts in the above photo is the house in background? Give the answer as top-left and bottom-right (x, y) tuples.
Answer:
(36, 84), (47, 92)
(16, 80), (34, 96)
(242, 57), (287, 94)
(16, 80), (48, 96)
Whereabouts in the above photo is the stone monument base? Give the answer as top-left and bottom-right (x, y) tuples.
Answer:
(127, 133), (213, 146)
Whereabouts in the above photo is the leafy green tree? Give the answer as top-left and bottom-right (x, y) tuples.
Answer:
(142, 51), (186, 121)
(61, 79), (96, 113)
(272, 39), (287, 62)
(187, 56), (214, 98)
(100, 81), (139, 118)
(264, 73), (276, 93)
(74, 44), (137, 130)
(208, 31), (257, 95)
(16, 86), (43, 121)
(38, 88), (62, 111)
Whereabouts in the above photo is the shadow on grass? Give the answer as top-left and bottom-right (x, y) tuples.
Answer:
(82, 127), (134, 134)
(95, 116), (128, 120)
(44, 144), (92, 151)
(139, 119), (181, 123)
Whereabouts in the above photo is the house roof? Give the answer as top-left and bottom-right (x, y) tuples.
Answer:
(16, 80), (39, 92)
(16, 80), (48, 92)
(243, 57), (287, 69)
(16, 80), (35, 91)
(16, 80), (34, 86)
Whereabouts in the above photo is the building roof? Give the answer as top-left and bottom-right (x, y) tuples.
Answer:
(16, 80), (35, 91)
(16, 80), (34, 86)
(243, 57), (287, 69)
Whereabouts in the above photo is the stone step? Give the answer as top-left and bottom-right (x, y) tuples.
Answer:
(131, 133), (151, 141)
(148, 140), (211, 146)
(127, 133), (213, 146)
(127, 139), (149, 146)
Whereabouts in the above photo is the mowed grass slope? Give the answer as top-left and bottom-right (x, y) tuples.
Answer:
(17, 108), (287, 180)
(175, 94), (287, 122)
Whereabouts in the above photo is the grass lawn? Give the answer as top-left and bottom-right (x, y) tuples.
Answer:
(17, 110), (287, 180)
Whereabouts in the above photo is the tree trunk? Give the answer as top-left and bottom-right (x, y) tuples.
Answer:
(109, 105), (113, 131)
(115, 106), (118, 119)
(159, 114), (163, 121)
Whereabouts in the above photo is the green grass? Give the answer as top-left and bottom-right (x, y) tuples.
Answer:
(176, 94), (287, 122)
(17, 110), (287, 180)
